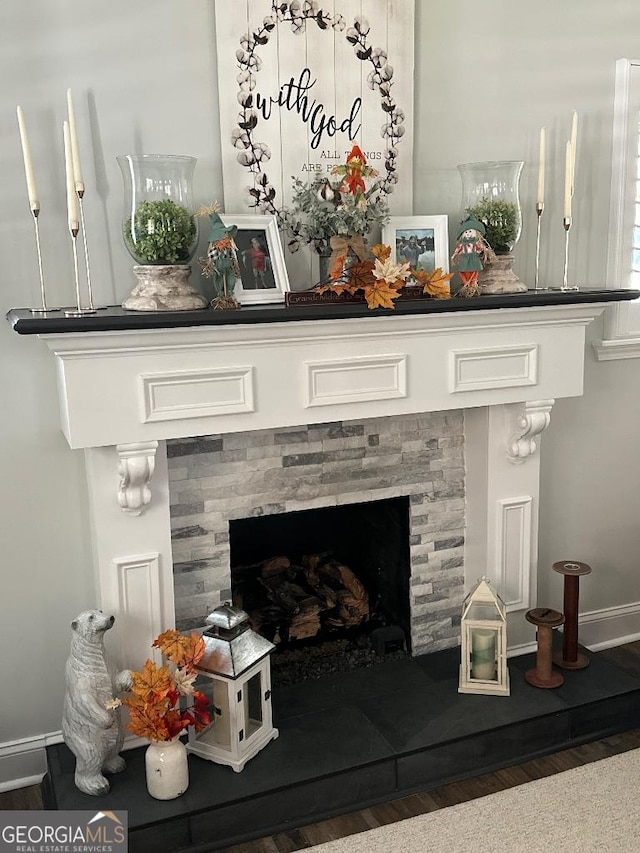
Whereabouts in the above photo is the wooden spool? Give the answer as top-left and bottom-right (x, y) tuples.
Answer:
(552, 560), (592, 670)
(525, 607), (565, 689)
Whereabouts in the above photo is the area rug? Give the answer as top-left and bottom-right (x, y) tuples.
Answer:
(308, 748), (640, 853)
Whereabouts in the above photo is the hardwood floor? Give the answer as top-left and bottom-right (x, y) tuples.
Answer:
(2, 641), (639, 853)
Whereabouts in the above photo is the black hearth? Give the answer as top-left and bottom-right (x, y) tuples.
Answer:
(43, 643), (640, 853)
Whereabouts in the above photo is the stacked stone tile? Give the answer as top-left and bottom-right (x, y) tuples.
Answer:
(167, 412), (465, 656)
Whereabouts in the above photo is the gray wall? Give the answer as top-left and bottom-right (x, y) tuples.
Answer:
(1, 0), (638, 750)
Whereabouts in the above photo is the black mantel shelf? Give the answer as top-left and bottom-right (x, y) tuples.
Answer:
(6, 288), (639, 335)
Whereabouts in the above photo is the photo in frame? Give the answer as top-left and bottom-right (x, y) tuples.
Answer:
(221, 214), (290, 304)
(383, 215), (450, 274)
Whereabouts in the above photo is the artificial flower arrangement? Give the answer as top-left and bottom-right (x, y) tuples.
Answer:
(280, 144), (390, 254)
(317, 242), (453, 310)
(280, 145), (452, 309)
(123, 629), (211, 742)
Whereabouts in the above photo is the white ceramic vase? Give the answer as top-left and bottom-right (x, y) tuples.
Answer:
(145, 736), (189, 800)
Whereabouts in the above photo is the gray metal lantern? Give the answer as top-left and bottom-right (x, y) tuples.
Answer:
(187, 603), (278, 772)
(458, 577), (510, 696)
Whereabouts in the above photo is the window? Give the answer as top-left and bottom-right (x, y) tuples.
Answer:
(595, 58), (640, 359)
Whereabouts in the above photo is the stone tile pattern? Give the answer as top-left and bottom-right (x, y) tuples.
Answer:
(167, 412), (465, 656)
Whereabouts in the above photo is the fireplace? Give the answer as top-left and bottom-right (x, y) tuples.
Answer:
(12, 296), (617, 677)
(167, 411), (465, 660)
(229, 497), (411, 643)
(226, 497), (412, 683)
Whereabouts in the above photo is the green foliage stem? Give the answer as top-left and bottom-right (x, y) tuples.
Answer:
(465, 198), (519, 254)
(280, 177), (390, 253)
(124, 199), (197, 264)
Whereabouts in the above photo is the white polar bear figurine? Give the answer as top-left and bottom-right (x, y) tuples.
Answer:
(62, 610), (132, 796)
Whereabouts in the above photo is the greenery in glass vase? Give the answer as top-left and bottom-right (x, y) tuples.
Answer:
(124, 198), (197, 264)
(280, 176), (390, 254)
(465, 197), (519, 254)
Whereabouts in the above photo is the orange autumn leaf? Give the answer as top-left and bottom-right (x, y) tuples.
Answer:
(153, 629), (204, 669)
(127, 704), (169, 741)
(125, 689), (168, 710)
(316, 281), (358, 296)
(329, 249), (348, 281)
(371, 243), (391, 262)
(153, 629), (190, 659)
(130, 659), (173, 700)
(347, 260), (376, 290)
(178, 633), (206, 669)
(362, 278), (402, 310)
(411, 267), (453, 299)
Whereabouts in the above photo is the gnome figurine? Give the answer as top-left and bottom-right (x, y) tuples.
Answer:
(199, 205), (242, 310)
(451, 217), (492, 298)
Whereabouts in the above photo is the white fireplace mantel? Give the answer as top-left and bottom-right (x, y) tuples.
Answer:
(40, 302), (602, 450)
(10, 297), (618, 668)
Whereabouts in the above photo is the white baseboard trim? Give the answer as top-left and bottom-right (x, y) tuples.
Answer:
(577, 600), (640, 651)
(0, 731), (62, 792)
(0, 774), (45, 795)
(1, 605), (638, 793)
(507, 641), (537, 657)
(0, 730), (150, 793)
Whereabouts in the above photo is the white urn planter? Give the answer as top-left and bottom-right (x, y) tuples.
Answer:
(123, 265), (207, 312)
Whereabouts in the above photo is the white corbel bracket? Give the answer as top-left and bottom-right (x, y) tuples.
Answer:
(508, 399), (554, 462)
(116, 441), (158, 515)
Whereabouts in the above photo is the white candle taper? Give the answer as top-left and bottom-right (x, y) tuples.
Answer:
(66, 89), (84, 191)
(564, 140), (572, 220)
(570, 110), (578, 194)
(63, 121), (79, 229)
(16, 106), (39, 210)
(537, 127), (546, 206)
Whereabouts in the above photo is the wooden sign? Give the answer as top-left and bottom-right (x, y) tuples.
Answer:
(215, 0), (415, 287)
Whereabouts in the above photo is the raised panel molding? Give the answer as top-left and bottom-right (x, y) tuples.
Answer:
(496, 496), (533, 612)
(140, 367), (254, 422)
(44, 303), (605, 448)
(305, 354), (407, 408)
(109, 553), (166, 668)
(449, 344), (538, 393)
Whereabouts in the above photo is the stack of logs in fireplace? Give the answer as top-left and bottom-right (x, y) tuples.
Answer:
(233, 553), (369, 644)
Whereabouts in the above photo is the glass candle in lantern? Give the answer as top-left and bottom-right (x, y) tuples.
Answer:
(471, 628), (497, 680)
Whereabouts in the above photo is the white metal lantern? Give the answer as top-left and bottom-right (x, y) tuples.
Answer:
(458, 577), (510, 696)
(187, 603), (279, 772)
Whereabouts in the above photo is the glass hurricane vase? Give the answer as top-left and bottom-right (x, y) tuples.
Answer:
(457, 160), (526, 294)
(117, 154), (207, 311)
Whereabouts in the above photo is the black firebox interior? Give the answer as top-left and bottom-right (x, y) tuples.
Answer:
(229, 496), (412, 655)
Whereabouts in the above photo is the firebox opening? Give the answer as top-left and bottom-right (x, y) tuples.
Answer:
(229, 497), (411, 683)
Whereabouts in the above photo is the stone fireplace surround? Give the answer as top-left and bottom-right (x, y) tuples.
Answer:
(167, 410), (465, 656)
(12, 293), (623, 675)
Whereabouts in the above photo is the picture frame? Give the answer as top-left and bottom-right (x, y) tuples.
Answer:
(382, 215), (450, 274)
(220, 214), (290, 305)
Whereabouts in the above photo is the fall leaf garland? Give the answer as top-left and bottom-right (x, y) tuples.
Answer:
(123, 630), (211, 742)
(316, 242), (453, 309)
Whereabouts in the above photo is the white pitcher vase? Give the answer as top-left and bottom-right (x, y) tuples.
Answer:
(145, 736), (189, 800)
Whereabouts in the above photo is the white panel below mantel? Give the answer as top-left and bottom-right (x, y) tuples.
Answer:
(450, 344), (538, 393)
(44, 303), (605, 449)
(140, 366), (255, 423)
(305, 354), (407, 407)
